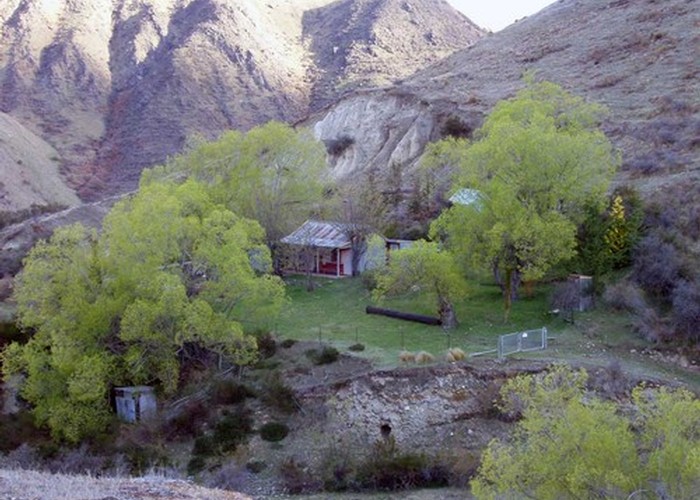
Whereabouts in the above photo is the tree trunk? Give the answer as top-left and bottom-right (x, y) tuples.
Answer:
(504, 268), (513, 322)
(350, 235), (367, 277)
(439, 297), (458, 329)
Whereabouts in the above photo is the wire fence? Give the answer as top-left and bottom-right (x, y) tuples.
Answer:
(468, 327), (548, 359)
(273, 322), (549, 364)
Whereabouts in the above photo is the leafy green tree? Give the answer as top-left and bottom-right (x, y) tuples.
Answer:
(431, 80), (618, 320)
(2, 179), (285, 442)
(471, 365), (700, 499)
(147, 121), (330, 271)
(372, 240), (467, 328)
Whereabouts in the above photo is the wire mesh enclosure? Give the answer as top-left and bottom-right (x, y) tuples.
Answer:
(498, 327), (548, 359)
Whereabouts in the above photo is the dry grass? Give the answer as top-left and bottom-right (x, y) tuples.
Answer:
(0, 468), (250, 500)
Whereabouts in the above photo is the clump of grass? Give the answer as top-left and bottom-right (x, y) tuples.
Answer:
(348, 343), (365, 352)
(414, 351), (435, 364)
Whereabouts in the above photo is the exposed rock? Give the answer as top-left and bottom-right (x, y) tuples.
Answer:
(309, 0), (700, 196)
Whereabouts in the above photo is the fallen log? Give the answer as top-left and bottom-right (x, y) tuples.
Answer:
(365, 305), (442, 326)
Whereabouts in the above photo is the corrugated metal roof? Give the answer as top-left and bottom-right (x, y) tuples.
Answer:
(449, 188), (482, 206)
(281, 220), (352, 248)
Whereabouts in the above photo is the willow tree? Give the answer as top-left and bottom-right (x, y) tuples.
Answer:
(3, 179), (285, 442)
(147, 121), (330, 271)
(372, 240), (467, 328)
(431, 79), (618, 320)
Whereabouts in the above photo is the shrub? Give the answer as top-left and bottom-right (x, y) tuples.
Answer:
(305, 346), (340, 365)
(256, 332), (277, 359)
(187, 454), (207, 476)
(671, 279), (700, 343)
(440, 116), (472, 139)
(348, 343), (365, 352)
(260, 371), (298, 414)
(324, 135), (355, 156)
(259, 422), (289, 442)
(164, 400), (209, 439)
(211, 380), (255, 406)
(212, 408), (253, 454)
(280, 457), (319, 494)
(280, 338), (297, 348)
(633, 233), (682, 300)
(602, 281), (646, 313)
(355, 437), (447, 491)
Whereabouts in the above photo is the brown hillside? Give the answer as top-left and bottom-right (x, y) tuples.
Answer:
(0, 0), (483, 199)
(311, 0), (699, 202)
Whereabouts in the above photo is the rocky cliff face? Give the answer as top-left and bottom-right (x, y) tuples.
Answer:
(0, 0), (483, 201)
(311, 0), (699, 198)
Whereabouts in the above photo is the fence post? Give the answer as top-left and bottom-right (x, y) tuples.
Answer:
(498, 335), (503, 359)
(543, 327), (548, 349)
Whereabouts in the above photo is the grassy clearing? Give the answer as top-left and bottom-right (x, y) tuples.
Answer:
(276, 276), (566, 367)
(274, 276), (700, 387)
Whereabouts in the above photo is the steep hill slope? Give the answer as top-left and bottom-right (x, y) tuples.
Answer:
(0, 112), (79, 221)
(0, 0), (483, 199)
(311, 0), (699, 197)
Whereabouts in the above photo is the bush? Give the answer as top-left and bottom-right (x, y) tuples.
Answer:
(633, 233), (682, 300)
(211, 380), (255, 406)
(355, 437), (447, 491)
(187, 454), (207, 476)
(280, 457), (320, 494)
(256, 332), (277, 359)
(280, 339), (297, 348)
(348, 343), (365, 352)
(260, 371), (298, 414)
(602, 281), (646, 313)
(259, 422), (289, 442)
(324, 136), (354, 156)
(305, 346), (340, 365)
(212, 408), (253, 454)
(164, 401), (209, 439)
(671, 279), (700, 343)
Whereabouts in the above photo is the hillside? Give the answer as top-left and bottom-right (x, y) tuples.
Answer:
(0, 0), (483, 201)
(311, 0), (699, 197)
(0, 112), (79, 220)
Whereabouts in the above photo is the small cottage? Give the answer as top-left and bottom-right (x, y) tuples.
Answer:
(281, 220), (357, 277)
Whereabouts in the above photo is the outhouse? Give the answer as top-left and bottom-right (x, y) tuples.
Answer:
(114, 386), (157, 423)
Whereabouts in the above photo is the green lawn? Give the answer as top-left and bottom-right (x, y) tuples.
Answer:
(275, 276), (569, 366)
(273, 276), (700, 388)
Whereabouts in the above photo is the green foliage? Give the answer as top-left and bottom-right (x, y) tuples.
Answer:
(3, 179), (286, 442)
(431, 80), (618, 319)
(259, 421), (289, 442)
(373, 240), (467, 328)
(471, 365), (700, 499)
(355, 436), (448, 491)
(148, 121), (330, 268)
